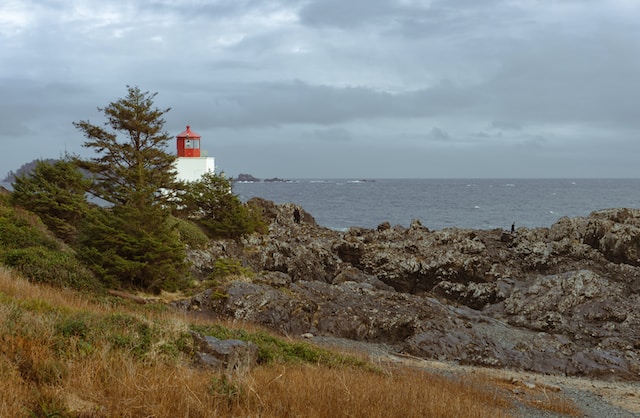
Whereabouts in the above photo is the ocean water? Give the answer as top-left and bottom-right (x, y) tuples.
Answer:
(234, 178), (640, 231)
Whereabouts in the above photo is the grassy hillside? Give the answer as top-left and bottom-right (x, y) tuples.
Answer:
(0, 267), (586, 417)
(0, 192), (101, 291)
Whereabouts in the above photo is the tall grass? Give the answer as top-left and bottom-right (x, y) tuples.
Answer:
(1, 341), (511, 417)
(0, 267), (580, 417)
(239, 365), (512, 418)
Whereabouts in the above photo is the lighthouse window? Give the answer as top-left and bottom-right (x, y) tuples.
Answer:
(184, 139), (200, 149)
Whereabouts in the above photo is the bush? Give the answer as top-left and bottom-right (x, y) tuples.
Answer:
(2, 247), (101, 291)
(0, 196), (100, 290)
(174, 172), (267, 239)
(170, 217), (210, 249)
(56, 314), (91, 339)
(210, 258), (254, 281)
(53, 312), (164, 360)
(0, 205), (60, 250)
(10, 158), (90, 244)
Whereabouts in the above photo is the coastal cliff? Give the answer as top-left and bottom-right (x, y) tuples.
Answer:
(178, 199), (640, 381)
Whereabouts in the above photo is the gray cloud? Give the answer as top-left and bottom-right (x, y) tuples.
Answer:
(491, 120), (523, 131)
(168, 80), (481, 130)
(308, 127), (353, 142)
(429, 127), (451, 141)
(299, 0), (399, 28)
(1, 0), (639, 179)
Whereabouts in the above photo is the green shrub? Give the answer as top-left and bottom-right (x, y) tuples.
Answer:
(54, 311), (162, 359)
(190, 324), (369, 368)
(0, 206), (60, 250)
(210, 258), (254, 281)
(170, 216), (210, 248)
(0, 195), (100, 291)
(11, 158), (90, 245)
(2, 247), (101, 291)
(174, 172), (267, 238)
(159, 332), (193, 358)
(56, 314), (91, 339)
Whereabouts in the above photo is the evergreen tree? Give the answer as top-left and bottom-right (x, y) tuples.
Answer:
(73, 85), (177, 208)
(11, 158), (90, 244)
(175, 172), (266, 238)
(77, 205), (185, 292)
(73, 86), (186, 291)
(3, 158), (57, 183)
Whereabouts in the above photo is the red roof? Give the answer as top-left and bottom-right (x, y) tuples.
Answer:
(176, 125), (201, 139)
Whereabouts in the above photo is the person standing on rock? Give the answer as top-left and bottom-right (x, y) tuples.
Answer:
(511, 222), (515, 234)
(293, 207), (301, 224)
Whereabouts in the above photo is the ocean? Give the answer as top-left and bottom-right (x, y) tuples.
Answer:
(234, 178), (640, 231)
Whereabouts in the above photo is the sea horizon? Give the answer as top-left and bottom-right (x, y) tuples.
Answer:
(234, 178), (640, 231)
(232, 176), (640, 181)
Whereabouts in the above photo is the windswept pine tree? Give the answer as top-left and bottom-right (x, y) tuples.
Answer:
(73, 86), (178, 208)
(11, 158), (90, 244)
(73, 86), (186, 292)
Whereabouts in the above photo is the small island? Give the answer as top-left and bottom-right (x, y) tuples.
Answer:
(263, 177), (291, 183)
(234, 173), (261, 182)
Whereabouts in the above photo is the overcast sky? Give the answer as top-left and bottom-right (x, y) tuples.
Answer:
(2, 0), (639, 179)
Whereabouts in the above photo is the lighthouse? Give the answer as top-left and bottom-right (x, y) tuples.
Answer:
(174, 125), (215, 182)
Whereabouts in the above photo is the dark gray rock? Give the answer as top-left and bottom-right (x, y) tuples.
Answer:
(235, 173), (261, 182)
(179, 204), (640, 381)
(191, 331), (258, 376)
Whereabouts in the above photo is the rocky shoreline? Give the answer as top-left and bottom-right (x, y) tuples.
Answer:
(177, 198), (640, 382)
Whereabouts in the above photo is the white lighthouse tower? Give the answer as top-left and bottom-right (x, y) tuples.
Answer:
(174, 125), (215, 182)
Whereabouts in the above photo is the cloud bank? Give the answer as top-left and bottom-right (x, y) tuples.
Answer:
(1, 0), (639, 178)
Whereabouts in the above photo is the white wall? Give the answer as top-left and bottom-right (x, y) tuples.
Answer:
(175, 157), (215, 182)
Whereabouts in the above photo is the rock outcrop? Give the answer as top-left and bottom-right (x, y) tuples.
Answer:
(177, 202), (640, 381)
(191, 331), (258, 376)
(234, 173), (261, 182)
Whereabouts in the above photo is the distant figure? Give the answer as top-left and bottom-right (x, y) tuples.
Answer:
(293, 207), (301, 224)
(511, 222), (515, 234)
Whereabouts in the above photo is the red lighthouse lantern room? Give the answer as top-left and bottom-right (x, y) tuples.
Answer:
(176, 125), (201, 157)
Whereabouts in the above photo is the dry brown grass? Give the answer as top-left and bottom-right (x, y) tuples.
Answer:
(239, 364), (512, 418)
(0, 267), (581, 417)
(491, 376), (583, 417)
(1, 341), (513, 418)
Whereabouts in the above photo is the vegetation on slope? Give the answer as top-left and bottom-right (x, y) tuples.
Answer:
(173, 171), (267, 239)
(0, 267), (528, 418)
(0, 192), (100, 291)
(8, 86), (264, 293)
(11, 158), (90, 244)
